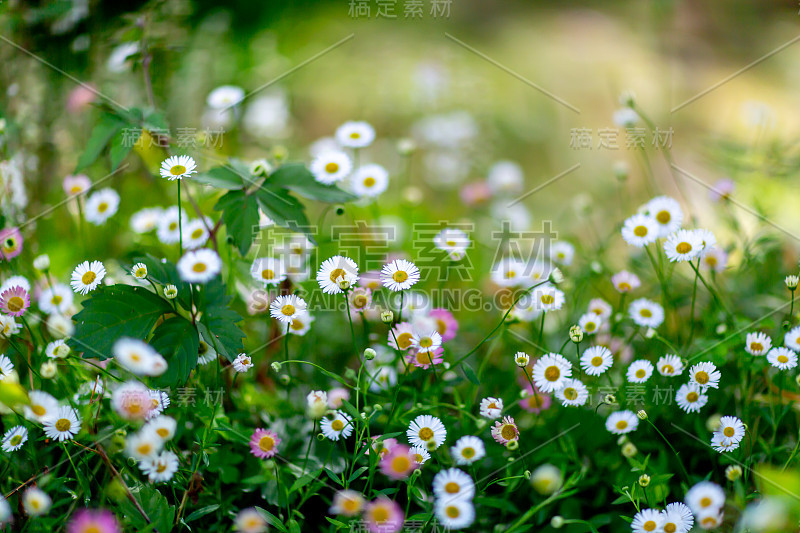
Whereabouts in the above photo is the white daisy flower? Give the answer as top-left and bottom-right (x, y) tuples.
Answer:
(694, 229), (717, 256)
(84, 188), (120, 225)
(232, 353), (254, 373)
(320, 411), (353, 441)
(696, 508), (724, 530)
(0, 314), (19, 338)
(432, 468), (475, 500)
(411, 330), (442, 351)
(783, 326), (800, 352)
(631, 508), (665, 533)
(626, 360), (654, 383)
(0, 354), (14, 381)
(531, 285), (565, 312)
(433, 228), (470, 258)
(131, 262), (148, 280)
(645, 195), (683, 237)
(251, 257), (286, 287)
(335, 121), (375, 148)
(451, 436), (485, 465)
(317, 256), (359, 294)
(70, 260), (106, 295)
(351, 164), (389, 197)
(310, 150), (352, 184)
(685, 481), (725, 515)
(177, 249), (222, 283)
(156, 206), (186, 244)
(676, 383), (708, 413)
(197, 336), (218, 365)
(746, 331), (773, 355)
(479, 397), (503, 419)
(587, 298), (613, 319)
(269, 294), (307, 324)
(0, 496), (9, 525)
(612, 270), (641, 293)
(125, 430), (163, 461)
(1, 275), (30, 294)
(716, 415), (745, 445)
(664, 229), (703, 262)
(37, 283), (73, 315)
(22, 487), (51, 517)
(711, 431), (740, 453)
(140, 450), (180, 482)
(490, 257), (526, 287)
(580, 346), (613, 376)
(700, 247), (727, 272)
(113, 337), (165, 376)
(206, 85), (244, 109)
(146, 389), (170, 420)
(24, 390), (59, 422)
(410, 445), (431, 465)
(661, 502), (694, 533)
(532, 353), (572, 393)
(629, 298), (664, 328)
(578, 312), (602, 335)
(434, 498), (475, 530)
(182, 218), (211, 249)
(42, 406), (81, 441)
(621, 213), (659, 247)
(525, 260), (552, 284)
(130, 207), (164, 233)
(2, 425), (28, 452)
(111, 381), (153, 421)
(160, 155), (197, 181)
(381, 259), (421, 292)
(767, 346), (798, 370)
(656, 354), (684, 376)
(605, 410), (639, 435)
(407, 414), (446, 450)
(550, 241), (575, 266)
(688, 361), (721, 390)
(288, 311), (314, 336)
(554, 378), (589, 406)
(144, 415), (177, 442)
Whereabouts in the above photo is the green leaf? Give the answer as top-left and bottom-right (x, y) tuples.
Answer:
(149, 316), (200, 387)
(289, 469), (322, 494)
(120, 485), (176, 533)
(254, 184), (314, 243)
(269, 163), (356, 203)
(129, 254), (192, 311)
(215, 189), (259, 256)
(193, 166), (247, 190)
(76, 113), (127, 171)
(257, 508), (288, 533)
(109, 127), (134, 170)
(195, 279), (245, 362)
(462, 362), (480, 385)
(184, 504), (219, 523)
(69, 285), (172, 360)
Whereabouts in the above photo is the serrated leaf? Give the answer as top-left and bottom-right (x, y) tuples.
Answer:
(194, 279), (245, 362)
(254, 185), (314, 243)
(149, 316), (199, 387)
(269, 163), (356, 203)
(69, 285), (172, 360)
(215, 189), (259, 256)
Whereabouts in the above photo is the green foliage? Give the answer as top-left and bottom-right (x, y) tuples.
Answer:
(149, 316), (200, 388)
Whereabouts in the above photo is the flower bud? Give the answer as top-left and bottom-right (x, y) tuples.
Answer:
(637, 410), (647, 420)
(548, 268), (564, 285)
(621, 442), (637, 457)
(364, 348), (376, 361)
(506, 440), (519, 451)
(271, 362), (282, 372)
(638, 474), (650, 487)
(786, 275), (799, 290)
(337, 278), (351, 291)
(380, 311), (394, 324)
(725, 465), (742, 481)
(249, 159), (272, 177)
(279, 374), (291, 386)
(40, 361), (57, 379)
(514, 352), (530, 368)
(569, 325), (583, 343)
(164, 284), (178, 299)
(604, 394), (617, 405)
(551, 516), (565, 529)
(33, 254), (50, 271)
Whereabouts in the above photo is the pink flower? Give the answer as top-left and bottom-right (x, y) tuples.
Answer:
(327, 388), (351, 409)
(63, 175), (91, 196)
(249, 428), (281, 459)
(519, 382), (552, 414)
(67, 509), (121, 533)
(379, 444), (418, 480)
(709, 178), (734, 202)
(388, 322), (415, 351)
(406, 347), (444, 369)
(364, 496), (404, 533)
(460, 181), (491, 206)
(0, 227), (23, 261)
(369, 436), (397, 456)
(0, 286), (29, 317)
(358, 270), (382, 291)
(429, 308), (458, 342)
(491, 416), (519, 444)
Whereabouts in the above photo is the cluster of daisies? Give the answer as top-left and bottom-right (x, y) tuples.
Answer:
(310, 121), (391, 198)
(746, 328), (800, 370)
(632, 481), (727, 532)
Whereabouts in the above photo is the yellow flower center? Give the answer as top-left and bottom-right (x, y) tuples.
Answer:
(633, 225), (648, 237)
(563, 387), (578, 400)
(396, 332), (413, 349)
(191, 228), (203, 239)
(446, 506), (460, 518)
(258, 435), (275, 452)
(391, 455), (411, 472)
(635, 369), (646, 378)
(9, 435), (22, 446)
(392, 271), (408, 283)
(750, 342), (763, 352)
(700, 497), (712, 508)
(616, 420), (628, 430)
(329, 268), (345, 283)
(82, 271), (97, 284)
(97, 202), (108, 213)
(500, 424), (516, 440)
(419, 337), (432, 348)
(461, 447), (475, 458)
(664, 523), (677, 533)
(656, 210), (671, 224)
(444, 481), (460, 494)
(662, 364), (674, 374)
(137, 443), (153, 455)
(540, 294), (555, 305)
(372, 507), (389, 522)
(544, 366), (560, 382)
(419, 427), (434, 441)
(6, 296), (24, 312)
(55, 418), (71, 432)
(331, 420), (344, 432)
(676, 242), (692, 254)
(52, 295), (63, 305)
(192, 262), (207, 273)
(32, 405), (46, 416)
(416, 351), (434, 365)
(352, 294), (368, 308)
(363, 177), (376, 187)
(686, 392), (699, 402)
(778, 355), (789, 363)
(643, 521), (657, 532)
(723, 427), (735, 437)
(171, 165), (187, 175)
(640, 309), (652, 318)
(281, 304), (296, 316)
(325, 162), (339, 174)
(695, 371), (709, 384)
(157, 428), (169, 438)
(591, 356), (604, 367)
(262, 269), (275, 280)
